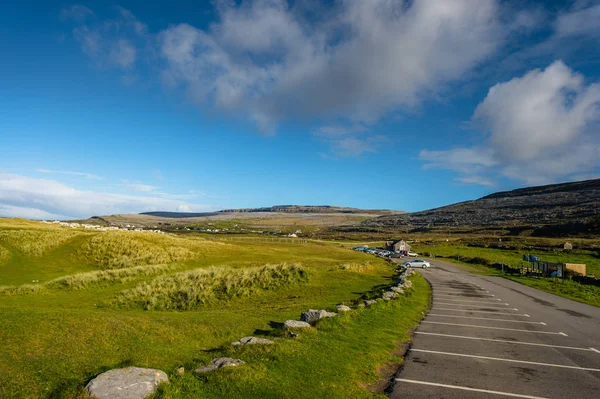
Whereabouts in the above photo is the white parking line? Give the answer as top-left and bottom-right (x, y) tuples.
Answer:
(433, 308), (531, 317)
(410, 349), (600, 372)
(435, 294), (502, 301)
(434, 301), (510, 307)
(415, 332), (597, 352)
(428, 314), (546, 324)
(435, 291), (495, 296)
(395, 378), (549, 399)
(422, 321), (567, 335)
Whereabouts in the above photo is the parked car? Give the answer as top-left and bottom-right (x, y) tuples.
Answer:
(407, 259), (430, 268)
(407, 251), (419, 257)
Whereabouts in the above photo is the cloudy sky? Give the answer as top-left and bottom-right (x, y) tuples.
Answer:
(2, 0), (600, 219)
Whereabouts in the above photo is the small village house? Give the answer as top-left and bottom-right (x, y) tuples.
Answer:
(385, 240), (411, 253)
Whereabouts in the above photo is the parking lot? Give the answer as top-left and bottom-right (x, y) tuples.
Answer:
(390, 259), (600, 398)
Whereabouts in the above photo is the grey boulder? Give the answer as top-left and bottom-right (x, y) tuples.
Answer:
(336, 304), (352, 312)
(283, 320), (311, 329)
(382, 291), (398, 300)
(86, 367), (168, 399)
(364, 299), (377, 306)
(300, 309), (337, 324)
(194, 358), (245, 374)
(391, 286), (405, 294)
(232, 336), (274, 346)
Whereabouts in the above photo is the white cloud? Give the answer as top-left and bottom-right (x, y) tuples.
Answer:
(420, 61), (600, 186)
(109, 39), (137, 68)
(36, 169), (103, 180)
(555, 3), (600, 38)
(157, 0), (513, 133)
(60, 4), (93, 23)
(0, 173), (218, 220)
(455, 175), (496, 187)
(120, 180), (159, 192)
(313, 124), (386, 156)
(65, 6), (146, 71)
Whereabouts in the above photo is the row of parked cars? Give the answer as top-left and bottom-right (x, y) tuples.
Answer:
(351, 246), (431, 268)
(351, 246), (419, 258)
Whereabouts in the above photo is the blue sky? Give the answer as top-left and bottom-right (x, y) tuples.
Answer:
(1, 0), (600, 219)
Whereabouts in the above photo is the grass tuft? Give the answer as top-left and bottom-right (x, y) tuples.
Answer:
(339, 262), (376, 272)
(112, 264), (308, 310)
(0, 245), (10, 263)
(0, 229), (83, 257)
(0, 264), (178, 294)
(77, 232), (221, 269)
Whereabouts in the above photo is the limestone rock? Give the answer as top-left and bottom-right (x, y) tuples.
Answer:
(300, 309), (337, 324)
(283, 320), (311, 329)
(176, 367), (185, 375)
(391, 286), (405, 294)
(194, 358), (245, 374)
(232, 336), (274, 346)
(336, 304), (352, 312)
(364, 299), (377, 306)
(86, 367), (168, 399)
(357, 303), (366, 308)
(382, 291), (398, 300)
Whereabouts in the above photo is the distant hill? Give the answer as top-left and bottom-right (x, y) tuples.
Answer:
(364, 179), (600, 236)
(142, 205), (397, 218)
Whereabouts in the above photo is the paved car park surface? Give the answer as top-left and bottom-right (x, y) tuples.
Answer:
(390, 259), (600, 398)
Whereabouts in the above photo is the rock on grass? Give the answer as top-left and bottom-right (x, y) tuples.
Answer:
(232, 336), (274, 346)
(300, 309), (337, 324)
(194, 358), (245, 374)
(283, 320), (311, 329)
(86, 367), (168, 399)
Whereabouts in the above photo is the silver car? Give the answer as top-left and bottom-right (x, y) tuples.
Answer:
(408, 259), (431, 268)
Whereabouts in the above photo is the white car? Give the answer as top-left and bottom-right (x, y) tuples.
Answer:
(407, 259), (430, 268)
(407, 251), (419, 257)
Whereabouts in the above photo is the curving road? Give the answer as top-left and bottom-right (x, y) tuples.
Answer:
(390, 259), (600, 398)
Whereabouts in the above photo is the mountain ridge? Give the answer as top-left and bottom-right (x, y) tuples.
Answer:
(363, 178), (600, 236)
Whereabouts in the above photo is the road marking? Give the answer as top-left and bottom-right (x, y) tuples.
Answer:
(434, 301), (510, 308)
(422, 321), (567, 335)
(433, 308), (531, 317)
(415, 332), (598, 352)
(435, 290), (495, 297)
(394, 378), (549, 399)
(428, 314), (546, 324)
(435, 295), (502, 302)
(410, 349), (600, 372)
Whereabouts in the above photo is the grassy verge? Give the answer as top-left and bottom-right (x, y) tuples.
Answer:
(155, 273), (430, 399)
(503, 276), (600, 307)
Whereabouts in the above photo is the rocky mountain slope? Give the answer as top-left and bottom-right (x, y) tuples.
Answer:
(364, 179), (600, 236)
(142, 205), (398, 218)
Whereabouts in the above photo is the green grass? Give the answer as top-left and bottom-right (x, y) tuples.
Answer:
(504, 276), (600, 307)
(154, 273), (430, 399)
(112, 264), (308, 310)
(0, 219), (429, 398)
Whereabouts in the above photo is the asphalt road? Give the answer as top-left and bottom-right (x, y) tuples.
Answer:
(389, 259), (600, 399)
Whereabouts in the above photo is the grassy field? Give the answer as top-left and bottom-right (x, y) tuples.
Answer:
(0, 218), (429, 398)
